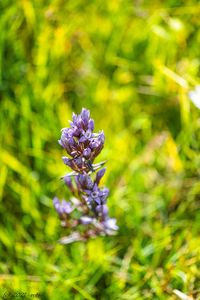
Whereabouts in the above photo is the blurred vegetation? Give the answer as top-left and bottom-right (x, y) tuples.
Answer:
(0, 0), (200, 299)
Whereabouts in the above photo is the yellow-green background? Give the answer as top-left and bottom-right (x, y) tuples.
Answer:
(0, 1), (200, 299)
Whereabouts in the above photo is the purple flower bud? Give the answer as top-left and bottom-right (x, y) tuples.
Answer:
(98, 131), (105, 143)
(100, 187), (109, 199)
(79, 136), (86, 143)
(88, 119), (94, 131)
(80, 216), (93, 224)
(59, 133), (76, 156)
(95, 168), (106, 185)
(64, 128), (74, 138)
(96, 204), (108, 217)
(63, 176), (74, 192)
(58, 139), (64, 148)
(83, 148), (91, 159)
(61, 200), (73, 214)
(53, 197), (63, 215)
(74, 114), (83, 128)
(53, 197), (73, 216)
(73, 157), (83, 169)
(62, 156), (71, 166)
(84, 130), (92, 139)
(103, 218), (118, 231)
(92, 196), (101, 205)
(72, 112), (77, 123)
(70, 127), (78, 137)
(79, 130), (93, 143)
(81, 108), (90, 125)
(77, 174), (93, 190)
(89, 139), (99, 149)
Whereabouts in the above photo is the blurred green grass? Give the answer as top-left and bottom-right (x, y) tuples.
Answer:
(0, 0), (200, 299)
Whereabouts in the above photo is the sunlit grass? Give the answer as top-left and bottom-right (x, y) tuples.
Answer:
(0, 1), (200, 299)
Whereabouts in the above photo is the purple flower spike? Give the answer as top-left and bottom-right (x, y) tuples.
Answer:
(57, 108), (105, 172)
(53, 108), (118, 243)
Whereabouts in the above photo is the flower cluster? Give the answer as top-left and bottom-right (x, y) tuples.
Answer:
(58, 109), (105, 173)
(53, 108), (118, 244)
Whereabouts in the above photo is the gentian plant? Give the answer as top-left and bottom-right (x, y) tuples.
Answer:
(53, 108), (118, 244)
